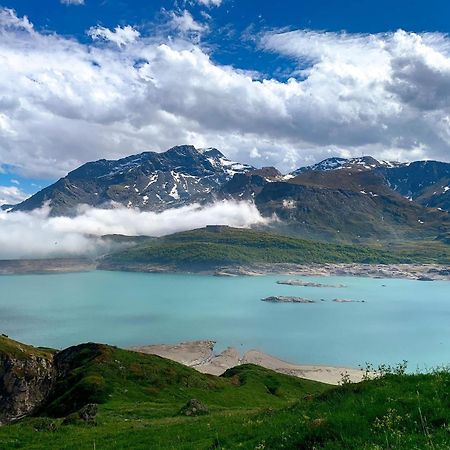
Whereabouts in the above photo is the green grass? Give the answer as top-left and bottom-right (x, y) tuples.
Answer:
(0, 335), (54, 360)
(101, 226), (450, 270)
(2, 339), (450, 449)
(0, 339), (326, 449)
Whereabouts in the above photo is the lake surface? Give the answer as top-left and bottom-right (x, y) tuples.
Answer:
(0, 271), (449, 370)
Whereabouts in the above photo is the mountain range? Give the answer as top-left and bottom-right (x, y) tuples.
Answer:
(9, 145), (450, 242)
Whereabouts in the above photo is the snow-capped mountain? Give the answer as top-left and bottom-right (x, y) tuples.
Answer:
(378, 160), (450, 211)
(10, 146), (450, 242)
(291, 156), (402, 176)
(12, 145), (254, 216)
(291, 156), (450, 213)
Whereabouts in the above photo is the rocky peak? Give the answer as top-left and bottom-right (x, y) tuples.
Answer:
(292, 156), (401, 176)
(12, 145), (254, 216)
(249, 167), (282, 179)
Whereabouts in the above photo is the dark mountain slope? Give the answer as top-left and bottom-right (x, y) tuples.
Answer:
(10, 147), (450, 242)
(254, 180), (450, 242)
(12, 145), (253, 216)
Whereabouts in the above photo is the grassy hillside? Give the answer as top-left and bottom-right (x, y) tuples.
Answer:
(1, 338), (450, 449)
(0, 338), (326, 449)
(100, 226), (450, 269)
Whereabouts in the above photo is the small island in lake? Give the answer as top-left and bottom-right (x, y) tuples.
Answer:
(261, 296), (316, 304)
(333, 298), (366, 303)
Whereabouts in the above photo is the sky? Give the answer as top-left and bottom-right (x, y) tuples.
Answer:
(2, 0), (450, 204)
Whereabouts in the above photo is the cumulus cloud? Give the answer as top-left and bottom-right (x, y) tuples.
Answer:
(0, 201), (267, 259)
(168, 9), (208, 36)
(60, 0), (85, 5)
(2, 8), (450, 180)
(0, 7), (33, 31)
(88, 25), (140, 48)
(193, 0), (223, 7)
(0, 186), (29, 205)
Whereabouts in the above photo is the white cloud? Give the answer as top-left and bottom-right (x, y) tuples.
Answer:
(0, 201), (267, 259)
(0, 7), (33, 32)
(168, 10), (208, 38)
(88, 25), (140, 48)
(0, 186), (29, 205)
(2, 8), (450, 180)
(60, 0), (85, 5)
(193, 0), (223, 7)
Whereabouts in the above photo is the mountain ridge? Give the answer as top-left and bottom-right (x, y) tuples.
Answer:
(8, 146), (450, 242)
(12, 145), (254, 216)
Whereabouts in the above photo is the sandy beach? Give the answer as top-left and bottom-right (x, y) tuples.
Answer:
(132, 340), (365, 385)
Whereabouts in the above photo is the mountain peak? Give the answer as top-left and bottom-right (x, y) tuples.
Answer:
(165, 144), (199, 157)
(12, 145), (253, 216)
(292, 156), (402, 175)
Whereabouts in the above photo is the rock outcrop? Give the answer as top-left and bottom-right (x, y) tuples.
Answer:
(0, 336), (55, 424)
(261, 296), (316, 304)
(179, 398), (209, 416)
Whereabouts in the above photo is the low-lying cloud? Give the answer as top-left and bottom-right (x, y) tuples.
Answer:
(0, 201), (267, 259)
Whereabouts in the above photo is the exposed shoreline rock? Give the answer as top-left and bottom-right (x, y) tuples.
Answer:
(99, 261), (450, 281)
(0, 258), (96, 275)
(277, 279), (347, 288)
(1, 257), (450, 281)
(261, 296), (316, 304)
(132, 340), (365, 385)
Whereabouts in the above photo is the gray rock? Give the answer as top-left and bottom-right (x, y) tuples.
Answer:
(262, 296), (316, 304)
(0, 350), (55, 424)
(78, 403), (98, 424)
(179, 399), (209, 416)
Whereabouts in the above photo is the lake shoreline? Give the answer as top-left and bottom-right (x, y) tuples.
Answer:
(0, 258), (96, 275)
(131, 340), (366, 385)
(1, 258), (450, 280)
(99, 261), (450, 280)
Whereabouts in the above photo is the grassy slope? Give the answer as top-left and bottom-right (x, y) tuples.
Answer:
(1, 340), (450, 449)
(0, 335), (54, 360)
(0, 340), (326, 449)
(101, 226), (450, 269)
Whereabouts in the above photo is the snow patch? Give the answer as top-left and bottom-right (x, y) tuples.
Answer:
(282, 199), (296, 209)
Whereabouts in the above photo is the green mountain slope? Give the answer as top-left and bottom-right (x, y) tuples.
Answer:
(99, 226), (450, 270)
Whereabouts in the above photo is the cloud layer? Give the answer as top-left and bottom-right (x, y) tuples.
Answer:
(2, 8), (450, 180)
(0, 201), (267, 259)
(0, 185), (29, 205)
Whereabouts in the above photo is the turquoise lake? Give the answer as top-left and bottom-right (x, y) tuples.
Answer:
(0, 271), (449, 370)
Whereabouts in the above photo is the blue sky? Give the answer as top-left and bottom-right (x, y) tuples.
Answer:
(6, 0), (450, 37)
(5, 0), (450, 76)
(1, 0), (450, 203)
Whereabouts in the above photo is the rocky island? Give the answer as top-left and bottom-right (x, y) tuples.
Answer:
(261, 296), (316, 304)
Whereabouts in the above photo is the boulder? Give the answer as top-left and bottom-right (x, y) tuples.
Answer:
(78, 403), (98, 424)
(179, 399), (209, 416)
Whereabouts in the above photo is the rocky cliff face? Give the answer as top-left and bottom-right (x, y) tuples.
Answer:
(0, 338), (111, 424)
(0, 337), (55, 424)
